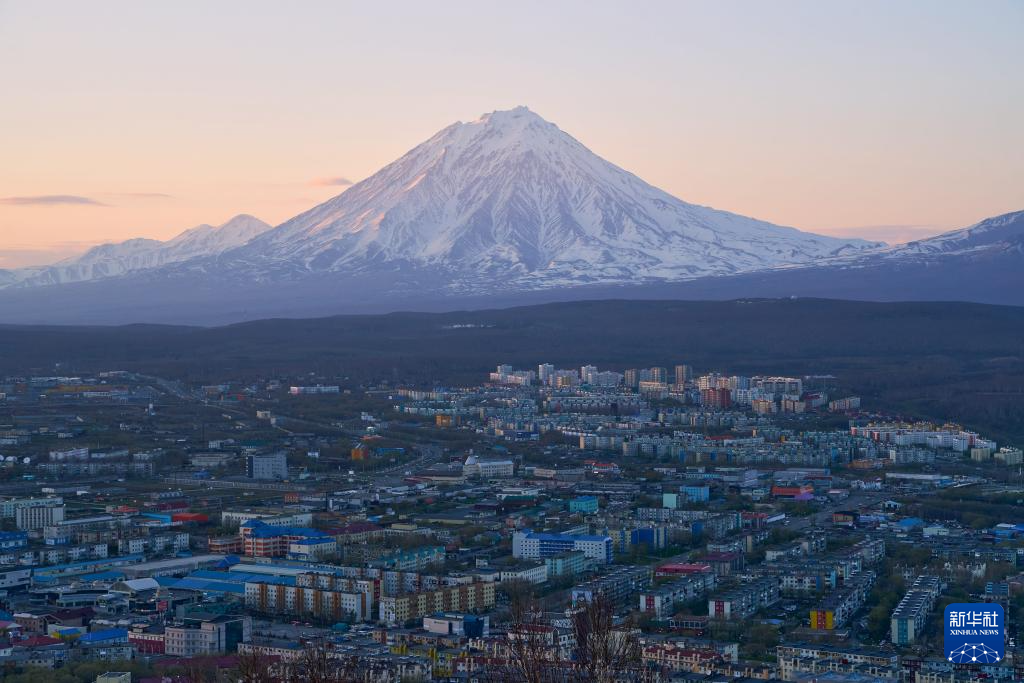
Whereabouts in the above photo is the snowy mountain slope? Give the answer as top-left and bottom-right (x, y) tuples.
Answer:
(0, 209), (1020, 325)
(873, 209), (1024, 261)
(223, 107), (880, 290)
(628, 209), (1024, 307)
(6, 214), (271, 288)
(161, 214), (272, 260)
(811, 209), (1024, 272)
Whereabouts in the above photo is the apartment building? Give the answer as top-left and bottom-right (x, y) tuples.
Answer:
(758, 560), (839, 594)
(776, 643), (898, 681)
(244, 576), (374, 622)
(379, 582), (495, 626)
(641, 643), (722, 673)
(221, 510), (313, 527)
(809, 571), (876, 629)
(497, 562), (548, 584)
(707, 578), (780, 620)
(373, 545), (446, 571)
(0, 497), (63, 519)
(544, 551), (590, 579)
(570, 566), (651, 606)
(15, 501), (65, 530)
(117, 532), (190, 556)
(639, 571), (717, 618)
(891, 575), (942, 645)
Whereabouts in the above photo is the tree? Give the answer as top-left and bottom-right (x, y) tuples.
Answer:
(495, 593), (561, 683)
(742, 622), (780, 660)
(236, 649), (277, 683)
(281, 639), (371, 683)
(865, 573), (906, 642)
(179, 657), (214, 683)
(498, 578), (535, 605)
(493, 593), (658, 683)
(570, 594), (655, 683)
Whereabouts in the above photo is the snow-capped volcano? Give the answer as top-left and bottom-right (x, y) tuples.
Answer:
(233, 106), (879, 289)
(9, 107), (1017, 325)
(6, 214), (271, 288)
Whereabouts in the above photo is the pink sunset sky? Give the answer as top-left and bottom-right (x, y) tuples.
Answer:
(1, 1), (1021, 267)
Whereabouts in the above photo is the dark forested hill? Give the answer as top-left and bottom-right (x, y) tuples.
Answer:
(1, 298), (1022, 443)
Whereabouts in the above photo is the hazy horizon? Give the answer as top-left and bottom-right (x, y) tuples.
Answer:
(2, 1), (1022, 264)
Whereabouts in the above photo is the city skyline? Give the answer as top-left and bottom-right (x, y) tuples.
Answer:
(2, 1), (1022, 266)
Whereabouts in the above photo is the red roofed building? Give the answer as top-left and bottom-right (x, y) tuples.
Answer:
(771, 484), (815, 500)
(584, 461), (620, 474)
(695, 551), (745, 576)
(18, 635), (62, 648)
(172, 512), (209, 524)
(742, 511), (769, 529)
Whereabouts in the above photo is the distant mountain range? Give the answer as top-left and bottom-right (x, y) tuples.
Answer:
(0, 214), (271, 289)
(0, 107), (1020, 324)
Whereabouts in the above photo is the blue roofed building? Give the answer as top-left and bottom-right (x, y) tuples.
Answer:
(79, 628), (129, 645)
(32, 554), (145, 584)
(513, 530), (613, 564)
(241, 520), (332, 558)
(896, 517), (925, 532)
(0, 531), (28, 551)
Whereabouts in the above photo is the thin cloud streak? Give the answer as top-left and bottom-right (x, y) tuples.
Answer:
(116, 192), (174, 199)
(818, 224), (946, 245)
(0, 244), (91, 268)
(1, 194), (108, 207)
(0, 237), (130, 268)
(309, 176), (354, 187)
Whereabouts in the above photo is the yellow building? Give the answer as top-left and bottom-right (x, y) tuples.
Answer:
(809, 609), (835, 630)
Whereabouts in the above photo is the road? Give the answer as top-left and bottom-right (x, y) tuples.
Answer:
(786, 491), (889, 532)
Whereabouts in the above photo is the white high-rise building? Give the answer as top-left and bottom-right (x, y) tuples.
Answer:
(538, 363), (554, 385)
(16, 502), (65, 530)
(589, 371), (623, 387)
(580, 365), (598, 384)
(513, 530), (612, 564)
(697, 373), (722, 391)
(0, 496), (63, 519)
(245, 452), (288, 480)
